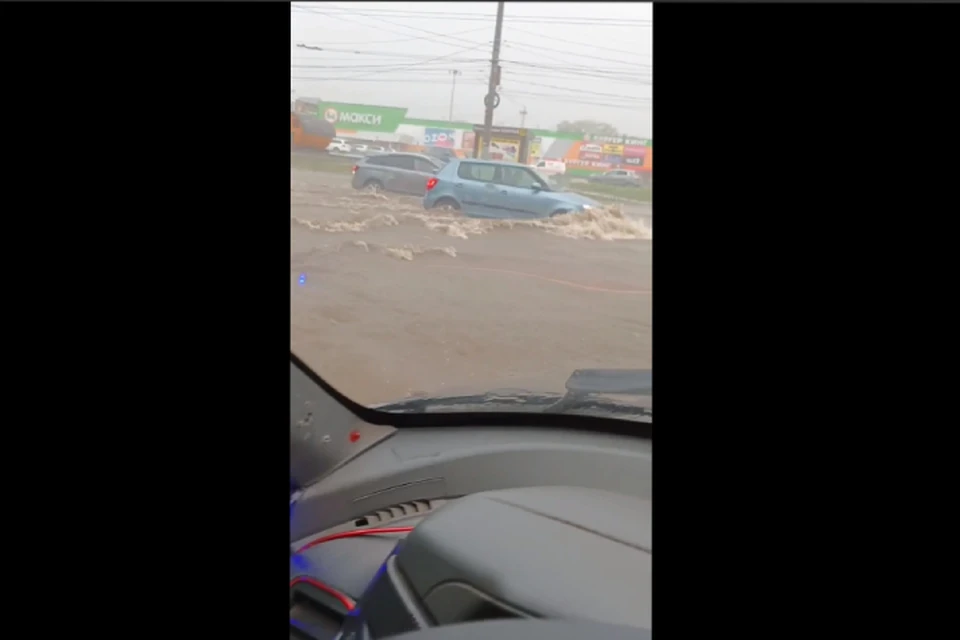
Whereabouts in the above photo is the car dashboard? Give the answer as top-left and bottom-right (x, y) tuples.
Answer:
(290, 357), (651, 640)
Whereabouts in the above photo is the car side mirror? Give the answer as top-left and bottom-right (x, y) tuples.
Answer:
(531, 183), (542, 192)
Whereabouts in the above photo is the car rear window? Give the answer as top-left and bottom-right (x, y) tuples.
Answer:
(414, 158), (439, 173)
(457, 162), (496, 182)
(368, 155), (415, 170)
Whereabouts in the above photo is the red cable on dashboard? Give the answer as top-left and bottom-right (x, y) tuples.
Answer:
(290, 527), (416, 613)
(294, 526), (415, 554)
(290, 576), (357, 612)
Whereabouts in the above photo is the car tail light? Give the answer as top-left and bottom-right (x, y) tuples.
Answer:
(425, 177), (438, 191)
(352, 165), (358, 175)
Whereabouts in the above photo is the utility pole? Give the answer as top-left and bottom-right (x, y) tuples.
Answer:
(448, 69), (460, 121)
(481, 1), (505, 159)
(520, 106), (527, 128)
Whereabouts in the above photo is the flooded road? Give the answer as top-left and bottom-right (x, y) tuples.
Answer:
(291, 168), (652, 405)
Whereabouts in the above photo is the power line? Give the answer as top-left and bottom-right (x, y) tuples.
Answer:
(294, 41), (490, 80)
(290, 5), (651, 123)
(508, 94), (648, 111)
(501, 68), (649, 88)
(505, 78), (648, 102)
(294, 18), (652, 73)
(292, 5), (650, 27)
(293, 25), (491, 47)
(291, 75), (648, 110)
(292, 47), (647, 80)
(510, 90), (649, 105)
(294, 4), (487, 51)
(484, 74), (647, 107)
(291, 75), (487, 85)
(501, 61), (651, 83)
(503, 60), (649, 77)
(502, 40), (647, 70)
(293, 3), (648, 69)
(293, 46), (486, 62)
(290, 62), (484, 70)
(498, 23), (652, 59)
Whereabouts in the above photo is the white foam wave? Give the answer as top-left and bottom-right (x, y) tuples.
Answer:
(294, 203), (650, 242)
(292, 237), (457, 262)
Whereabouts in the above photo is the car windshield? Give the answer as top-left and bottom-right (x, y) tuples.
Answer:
(529, 167), (557, 189)
(291, 2), (652, 420)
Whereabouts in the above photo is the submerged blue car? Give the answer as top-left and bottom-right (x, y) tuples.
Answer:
(422, 158), (601, 219)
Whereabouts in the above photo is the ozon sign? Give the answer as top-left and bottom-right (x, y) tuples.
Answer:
(325, 109), (383, 126)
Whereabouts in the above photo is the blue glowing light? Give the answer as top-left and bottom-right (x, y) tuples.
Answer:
(298, 273), (307, 286)
(292, 553), (313, 572)
(290, 619), (313, 634)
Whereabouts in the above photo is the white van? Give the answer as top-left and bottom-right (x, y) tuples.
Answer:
(533, 159), (567, 177)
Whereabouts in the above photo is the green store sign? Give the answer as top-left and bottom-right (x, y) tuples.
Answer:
(317, 102), (408, 133)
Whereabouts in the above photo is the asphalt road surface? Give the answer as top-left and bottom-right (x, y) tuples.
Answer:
(291, 168), (652, 405)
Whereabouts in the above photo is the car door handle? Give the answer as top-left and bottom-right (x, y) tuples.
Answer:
(500, 190), (507, 194)
(454, 183), (464, 188)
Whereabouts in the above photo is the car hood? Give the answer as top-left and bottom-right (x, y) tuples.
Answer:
(553, 191), (602, 208)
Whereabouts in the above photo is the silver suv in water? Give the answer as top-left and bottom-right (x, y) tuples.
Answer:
(351, 153), (441, 195)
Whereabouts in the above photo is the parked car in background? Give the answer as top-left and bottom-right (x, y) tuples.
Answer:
(587, 170), (642, 187)
(353, 143), (369, 154)
(328, 138), (352, 153)
(423, 159), (600, 219)
(368, 145), (390, 154)
(351, 153), (441, 195)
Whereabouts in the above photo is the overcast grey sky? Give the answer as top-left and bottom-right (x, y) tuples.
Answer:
(291, 2), (652, 136)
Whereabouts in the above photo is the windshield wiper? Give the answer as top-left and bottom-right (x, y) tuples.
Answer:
(376, 369), (651, 419)
(546, 368), (651, 416)
(563, 368), (652, 395)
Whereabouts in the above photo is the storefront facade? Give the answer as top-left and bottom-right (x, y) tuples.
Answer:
(306, 100), (653, 175)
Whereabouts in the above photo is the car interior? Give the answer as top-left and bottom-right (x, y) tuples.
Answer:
(290, 353), (652, 640)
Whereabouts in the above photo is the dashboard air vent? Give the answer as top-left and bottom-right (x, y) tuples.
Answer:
(354, 499), (447, 527)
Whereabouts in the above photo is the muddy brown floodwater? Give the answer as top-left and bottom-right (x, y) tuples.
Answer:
(291, 168), (652, 405)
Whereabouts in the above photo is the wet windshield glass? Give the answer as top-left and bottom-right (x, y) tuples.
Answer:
(291, 2), (652, 416)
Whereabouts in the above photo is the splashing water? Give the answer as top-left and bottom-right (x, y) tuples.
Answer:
(292, 203), (651, 242)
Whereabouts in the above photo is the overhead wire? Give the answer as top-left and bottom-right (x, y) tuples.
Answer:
(294, 3), (489, 50)
(500, 61), (650, 83)
(293, 46), (488, 62)
(293, 7), (649, 78)
(292, 5), (651, 27)
(291, 25), (491, 47)
(501, 39), (648, 70)
(291, 49), (648, 83)
(294, 13), (649, 72)
(291, 4), (651, 124)
(496, 22), (652, 59)
(296, 41), (491, 80)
